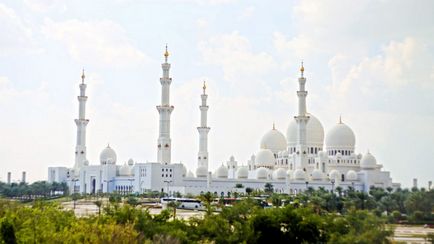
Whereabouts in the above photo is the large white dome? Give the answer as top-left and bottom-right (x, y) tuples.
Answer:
(260, 126), (287, 153)
(255, 149), (276, 167)
(256, 167), (268, 180)
(325, 121), (356, 150)
(273, 168), (286, 180)
(196, 166), (208, 178)
(287, 114), (324, 147)
(360, 152), (377, 169)
(100, 145), (117, 165)
(236, 167), (248, 179)
(215, 165), (228, 178)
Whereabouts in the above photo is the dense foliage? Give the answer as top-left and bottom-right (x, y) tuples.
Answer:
(0, 183), (433, 243)
(0, 197), (394, 243)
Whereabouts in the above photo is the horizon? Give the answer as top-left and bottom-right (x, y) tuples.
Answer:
(1, 0), (433, 188)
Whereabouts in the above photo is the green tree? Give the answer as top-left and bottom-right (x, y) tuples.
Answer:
(0, 218), (16, 244)
(264, 183), (274, 193)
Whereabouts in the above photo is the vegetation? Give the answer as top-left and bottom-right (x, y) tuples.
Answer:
(0, 181), (68, 199)
(0, 182), (433, 243)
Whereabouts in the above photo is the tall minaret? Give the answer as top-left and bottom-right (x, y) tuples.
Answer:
(74, 70), (89, 174)
(197, 81), (210, 170)
(295, 62), (310, 170)
(157, 45), (174, 164)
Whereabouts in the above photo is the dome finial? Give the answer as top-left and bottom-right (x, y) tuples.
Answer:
(272, 122), (275, 130)
(81, 68), (85, 84)
(339, 115), (342, 124)
(203, 80), (206, 94)
(300, 60), (304, 77)
(164, 43), (169, 62)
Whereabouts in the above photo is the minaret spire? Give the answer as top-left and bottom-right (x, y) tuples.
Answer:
(73, 69), (89, 175)
(197, 81), (210, 171)
(157, 45), (174, 164)
(294, 61), (310, 170)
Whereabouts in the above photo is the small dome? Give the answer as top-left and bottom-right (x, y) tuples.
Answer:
(256, 167), (268, 180)
(119, 163), (132, 176)
(282, 150), (289, 157)
(325, 121), (356, 150)
(236, 167), (248, 179)
(329, 169), (340, 180)
(100, 145), (117, 165)
(196, 166), (208, 178)
(360, 152), (377, 169)
(215, 165), (228, 178)
(255, 149), (276, 167)
(273, 168), (286, 180)
(187, 170), (194, 178)
(287, 114), (324, 147)
(260, 127), (287, 153)
(293, 169), (306, 180)
(83, 160), (89, 166)
(346, 170), (358, 181)
(128, 158), (134, 166)
(311, 169), (323, 180)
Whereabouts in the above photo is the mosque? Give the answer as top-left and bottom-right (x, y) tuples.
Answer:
(48, 47), (401, 196)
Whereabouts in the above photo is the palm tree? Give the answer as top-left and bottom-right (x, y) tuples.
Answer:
(199, 192), (214, 216)
(167, 200), (181, 221)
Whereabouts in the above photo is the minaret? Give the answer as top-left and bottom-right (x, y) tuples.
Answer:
(157, 45), (174, 164)
(294, 62), (310, 170)
(73, 70), (89, 174)
(197, 81), (210, 170)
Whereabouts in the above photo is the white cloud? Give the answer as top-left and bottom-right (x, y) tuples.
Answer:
(0, 3), (40, 56)
(238, 6), (255, 20)
(42, 19), (151, 68)
(199, 31), (277, 92)
(23, 0), (67, 13)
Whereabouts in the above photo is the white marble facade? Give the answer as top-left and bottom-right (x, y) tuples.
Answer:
(48, 48), (400, 196)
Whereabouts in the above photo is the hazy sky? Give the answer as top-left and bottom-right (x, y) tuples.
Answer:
(1, 0), (433, 187)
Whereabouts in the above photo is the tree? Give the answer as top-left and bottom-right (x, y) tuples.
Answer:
(264, 183), (274, 193)
(245, 187), (253, 195)
(167, 201), (181, 221)
(235, 183), (244, 188)
(0, 218), (16, 244)
(199, 192), (214, 216)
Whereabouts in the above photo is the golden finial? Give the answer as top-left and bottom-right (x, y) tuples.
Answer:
(164, 43), (169, 60)
(300, 61), (304, 77)
(81, 68), (85, 83)
(272, 122), (275, 130)
(203, 81), (207, 94)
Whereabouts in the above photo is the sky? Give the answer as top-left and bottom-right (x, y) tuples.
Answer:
(0, 0), (433, 188)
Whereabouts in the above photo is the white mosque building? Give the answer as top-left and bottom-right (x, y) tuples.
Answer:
(48, 47), (400, 196)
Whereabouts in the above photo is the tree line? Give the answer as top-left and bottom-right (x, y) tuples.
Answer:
(0, 181), (68, 199)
